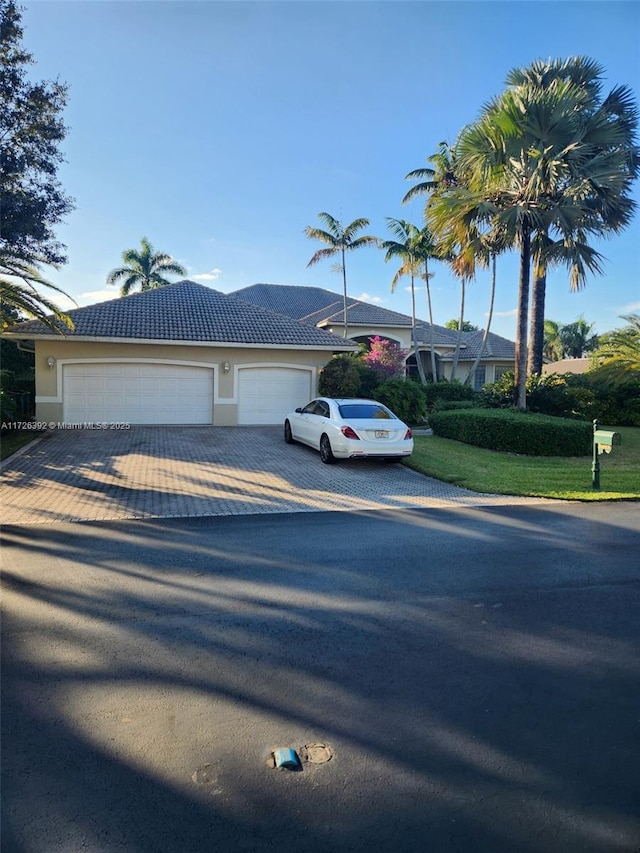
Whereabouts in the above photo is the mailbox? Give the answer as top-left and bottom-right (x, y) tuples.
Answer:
(594, 429), (621, 454)
(592, 420), (621, 488)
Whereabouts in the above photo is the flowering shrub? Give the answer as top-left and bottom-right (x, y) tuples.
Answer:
(362, 336), (407, 382)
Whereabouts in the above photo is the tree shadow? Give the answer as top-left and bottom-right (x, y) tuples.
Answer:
(2, 504), (640, 851)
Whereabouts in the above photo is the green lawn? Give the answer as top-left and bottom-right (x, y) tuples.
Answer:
(1, 430), (44, 461)
(405, 425), (640, 501)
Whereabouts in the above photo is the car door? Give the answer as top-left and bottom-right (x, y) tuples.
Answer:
(309, 399), (332, 448)
(293, 400), (321, 445)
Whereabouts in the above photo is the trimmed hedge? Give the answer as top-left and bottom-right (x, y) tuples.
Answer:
(428, 408), (592, 457)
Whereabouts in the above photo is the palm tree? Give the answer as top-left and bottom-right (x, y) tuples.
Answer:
(505, 58), (640, 376)
(591, 314), (640, 383)
(456, 58), (639, 407)
(304, 213), (377, 338)
(379, 218), (427, 385)
(412, 227), (444, 381)
(559, 317), (599, 358)
(0, 251), (74, 331)
(543, 320), (564, 362)
(106, 237), (186, 296)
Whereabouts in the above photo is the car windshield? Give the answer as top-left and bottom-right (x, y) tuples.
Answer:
(338, 404), (394, 420)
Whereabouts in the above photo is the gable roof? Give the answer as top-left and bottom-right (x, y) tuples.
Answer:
(3, 280), (357, 350)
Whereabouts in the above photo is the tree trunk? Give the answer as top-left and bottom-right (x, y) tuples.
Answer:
(424, 258), (437, 381)
(411, 273), (428, 386)
(450, 279), (465, 381)
(464, 253), (496, 386)
(527, 253), (546, 376)
(341, 247), (348, 338)
(515, 227), (531, 410)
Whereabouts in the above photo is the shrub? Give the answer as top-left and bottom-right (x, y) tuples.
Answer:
(428, 408), (592, 457)
(361, 336), (407, 381)
(353, 362), (380, 398)
(318, 355), (361, 397)
(432, 399), (479, 412)
(374, 379), (427, 425)
(424, 380), (478, 410)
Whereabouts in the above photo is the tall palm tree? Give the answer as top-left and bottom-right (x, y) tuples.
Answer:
(458, 58), (638, 406)
(379, 218), (427, 385)
(304, 213), (377, 338)
(106, 237), (186, 296)
(504, 58), (640, 376)
(0, 251), (74, 331)
(412, 227), (443, 381)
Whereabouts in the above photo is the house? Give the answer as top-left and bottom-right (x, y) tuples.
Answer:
(3, 280), (516, 427)
(232, 284), (515, 389)
(541, 358), (592, 376)
(2, 281), (357, 426)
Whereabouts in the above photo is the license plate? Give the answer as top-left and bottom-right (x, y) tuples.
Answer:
(375, 430), (389, 438)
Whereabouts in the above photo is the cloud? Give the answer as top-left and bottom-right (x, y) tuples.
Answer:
(192, 269), (222, 281)
(619, 300), (640, 314)
(493, 308), (518, 318)
(356, 292), (386, 304)
(77, 289), (119, 306)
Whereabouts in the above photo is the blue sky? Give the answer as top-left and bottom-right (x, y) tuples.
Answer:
(21, 0), (640, 339)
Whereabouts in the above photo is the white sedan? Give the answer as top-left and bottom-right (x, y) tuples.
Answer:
(284, 397), (413, 464)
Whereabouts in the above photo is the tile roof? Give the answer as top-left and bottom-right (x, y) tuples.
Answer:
(231, 284), (343, 321)
(438, 330), (515, 360)
(3, 280), (358, 349)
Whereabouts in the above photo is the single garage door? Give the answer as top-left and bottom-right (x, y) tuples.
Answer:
(63, 363), (213, 425)
(237, 367), (311, 425)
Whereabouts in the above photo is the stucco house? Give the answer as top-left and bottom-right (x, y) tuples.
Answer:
(3, 281), (357, 426)
(3, 280), (516, 426)
(232, 283), (515, 389)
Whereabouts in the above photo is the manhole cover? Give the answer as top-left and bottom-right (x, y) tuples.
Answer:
(301, 743), (333, 764)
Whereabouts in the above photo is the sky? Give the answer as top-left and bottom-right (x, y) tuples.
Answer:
(19, 0), (640, 340)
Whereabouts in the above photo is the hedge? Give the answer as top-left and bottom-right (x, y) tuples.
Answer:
(428, 408), (592, 457)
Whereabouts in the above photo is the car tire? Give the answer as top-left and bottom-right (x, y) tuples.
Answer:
(284, 420), (294, 444)
(319, 434), (336, 464)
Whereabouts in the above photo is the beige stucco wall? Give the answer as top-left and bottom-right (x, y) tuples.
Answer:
(33, 340), (335, 425)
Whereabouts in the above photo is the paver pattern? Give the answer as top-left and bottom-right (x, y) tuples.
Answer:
(1, 427), (545, 524)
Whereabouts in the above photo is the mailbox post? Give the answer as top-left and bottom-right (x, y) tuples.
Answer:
(592, 419), (622, 489)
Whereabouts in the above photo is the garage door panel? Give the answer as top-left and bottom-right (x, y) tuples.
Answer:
(63, 363), (213, 425)
(238, 367), (311, 425)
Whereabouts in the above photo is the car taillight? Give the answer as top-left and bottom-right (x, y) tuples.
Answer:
(404, 428), (412, 439)
(341, 426), (360, 440)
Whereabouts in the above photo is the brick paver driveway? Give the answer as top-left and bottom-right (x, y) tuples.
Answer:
(1, 427), (540, 524)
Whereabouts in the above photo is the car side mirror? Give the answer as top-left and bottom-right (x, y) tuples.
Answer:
(295, 407), (303, 413)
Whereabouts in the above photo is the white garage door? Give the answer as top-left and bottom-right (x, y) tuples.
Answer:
(63, 363), (213, 425)
(238, 367), (311, 425)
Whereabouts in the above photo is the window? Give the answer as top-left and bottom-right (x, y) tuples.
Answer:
(473, 367), (486, 391)
(338, 403), (394, 420)
(494, 366), (510, 382)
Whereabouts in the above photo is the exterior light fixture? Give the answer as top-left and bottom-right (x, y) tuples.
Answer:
(223, 361), (230, 373)
(47, 356), (56, 369)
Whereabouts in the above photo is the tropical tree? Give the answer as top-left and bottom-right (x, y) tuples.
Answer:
(1, 0), (74, 331)
(445, 319), (478, 331)
(543, 319), (564, 361)
(590, 314), (640, 383)
(412, 227), (443, 381)
(1, 253), (74, 331)
(455, 57), (639, 406)
(559, 317), (599, 358)
(504, 58), (640, 377)
(106, 237), (186, 296)
(304, 212), (377, 339)
(379, 218), (427, 385)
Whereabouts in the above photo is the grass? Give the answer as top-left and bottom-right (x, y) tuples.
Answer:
(1, 430), (44, 461)
(405, 425), (640, 501)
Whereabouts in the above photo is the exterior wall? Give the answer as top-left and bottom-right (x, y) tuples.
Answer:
(34, 340), (328, 425)
(443, 360), (514, 384)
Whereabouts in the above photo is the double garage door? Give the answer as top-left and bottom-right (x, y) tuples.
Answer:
(62, 363), (312, 426)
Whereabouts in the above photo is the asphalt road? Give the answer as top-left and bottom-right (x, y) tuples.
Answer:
(2, 501), (640, 852)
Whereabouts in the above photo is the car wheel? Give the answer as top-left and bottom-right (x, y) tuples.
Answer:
(319, 434), (336, 464)
(284, 420), (294, 444)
